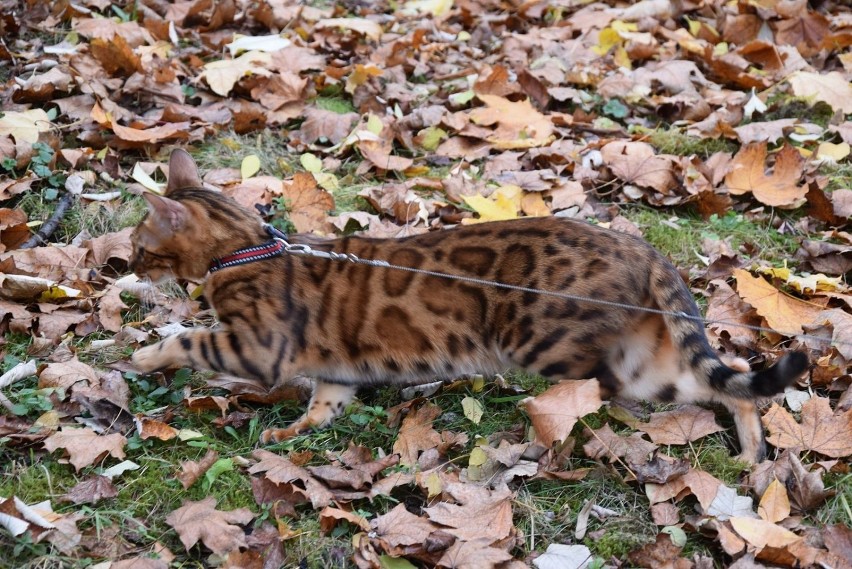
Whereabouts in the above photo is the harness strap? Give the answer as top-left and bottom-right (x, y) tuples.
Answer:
(208, 225), (287, 273)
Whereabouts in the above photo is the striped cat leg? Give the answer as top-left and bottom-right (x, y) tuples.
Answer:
(261, 381), (356, 443)
(132, 329), (273, 383)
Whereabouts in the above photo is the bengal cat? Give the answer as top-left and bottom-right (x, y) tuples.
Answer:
(129, 150), (807, 463)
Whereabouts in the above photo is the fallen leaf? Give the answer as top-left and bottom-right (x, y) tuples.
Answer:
(43, 427), (127, 471)
(61, 475), (118, 505)
(762, 397), (852, 457)
(0, 109), (51, 144)
(523, 380), (603, 448)
(725, 143), (807, 207)
(423, 482), (514, 542)
(165, 497), (254, 556)
(468, 95), (555, 149)
(319, 506), (371, 533)
(315, 18), (383, 41)
(371, 503), (440, 547)
(757, 479), (791, 523)
(201, 51), (272, 96)
(392, 403), (443, 467)
(729, 516), (801, 549)
(633, 405), (725, 445)
(788, 71), (852, 114)
(249, 449), (333, 508)
(706, 484), (757, 521)
(532, 543), (593, 569)
(281, 172), (335, 233)
(437, 537), (514, 568)
(600, 141), (679, 194)
(628, 533), (691, 569)
(733, 269), (823, 335)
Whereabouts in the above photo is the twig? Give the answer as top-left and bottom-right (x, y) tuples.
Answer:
(20, 192), (75, 249)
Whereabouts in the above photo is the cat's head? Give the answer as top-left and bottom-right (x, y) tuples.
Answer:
(129, 149), (264, 283)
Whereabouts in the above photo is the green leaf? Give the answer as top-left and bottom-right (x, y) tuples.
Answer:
(661, 526), (687, 548)
(203, 458), (234, 490)
(241, 154), (261, 179)
(416, 126), (447, 151)
(379, 555), (417, 569)
(602, 98), (629, 119)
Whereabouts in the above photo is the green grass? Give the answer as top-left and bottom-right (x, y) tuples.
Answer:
(641, 128), (739, 158)
(621, 205), (802, 269)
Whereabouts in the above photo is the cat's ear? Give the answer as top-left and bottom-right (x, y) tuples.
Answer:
(143, 192), (189, 232)
(165, 149), (202, 194)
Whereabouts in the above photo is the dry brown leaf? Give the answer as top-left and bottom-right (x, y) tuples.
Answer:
(628, 533), (691, 569)
(43, 427), (127, 471)
(423, 482), (514, 542)
(39, 358), (98, 390)
(281, 172), (335, 233)
(468, 94), (554, 149)
(757, 478), (791, 523)
(97, 285), (128, 333)
(164, 497), (254, 556)
(633, 405), (725, 445)
(582, 423), (658, 465)
(762, 397), (852, 457)
(371, 503), (440, 548)
(437, 537), (514, 568)
(111, 121), (190, 143)
(61, 475), (118, 505)
(788, 71), (852, 114)
(136, 417), (178, 441)
(523, 379), (603, 448)
(176, 449), (220, 490)
(319, 506), (371, 533)
(733, 269), (823, 335)
(600, 141), (679, 194)
(392, 403), (443, 467)
(249, 449), (332, 508)
(646, 468), (722, 510)
(725, 143), (807, 207)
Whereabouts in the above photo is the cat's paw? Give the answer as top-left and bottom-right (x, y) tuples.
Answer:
(132, 343), (168, 373)
(260, 424), (306, 444)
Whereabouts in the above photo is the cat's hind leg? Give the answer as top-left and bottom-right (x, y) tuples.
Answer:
(260, 381), (356, 443)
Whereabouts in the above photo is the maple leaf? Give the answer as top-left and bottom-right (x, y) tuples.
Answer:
(733, 269), (823, 336)
(437, 537), (514, 568)
(372, 503), (440, 547)
(762, 397), (852, 457)
(532, 544), (593, 569)
(392, 403), (443, 467)
(423, 482), (514, 542)
(319, 506), (370, 533)
(43, 427), (127, 472)
(468, 94), (555, 149)
(522, 380), (603, 448)
(60, 475), (118, 505)
(600, 141), (679, 194)
(281, 172), (335, 233)
(729, 516), (801, 550)
(165, 497), (254, 556)
(706, 484), (757, 521)
(725, 143), (807, 207)
(628, 533), (692, 569)
(583, 423), (658, 465)
(633, 405), (724, 445)
(249, 449), (332, 508)
(788, 71), (852, 114)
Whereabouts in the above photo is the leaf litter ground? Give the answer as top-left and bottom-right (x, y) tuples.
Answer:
(2, 0), (852, 567)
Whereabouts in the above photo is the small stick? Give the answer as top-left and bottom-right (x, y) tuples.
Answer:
(20, 192), (75, 249)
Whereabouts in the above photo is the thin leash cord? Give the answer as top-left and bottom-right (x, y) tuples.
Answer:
(270, 233), (844, 350)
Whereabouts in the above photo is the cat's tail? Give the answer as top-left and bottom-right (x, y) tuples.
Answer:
(650, 261), (808, 399)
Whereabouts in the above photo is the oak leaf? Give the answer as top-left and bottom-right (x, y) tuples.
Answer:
(762, 397), (852, 457)
(523, 380), (603, 448)
(633, 405), (724, 445)
(733, 269), (822, 336)
(164, 497), (254, 556)
(43, 427), (127, 471)
(725, 143), (807, 207)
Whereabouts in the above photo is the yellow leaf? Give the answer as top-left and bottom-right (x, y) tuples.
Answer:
(313, 172), (339, 192)
(469, 446), (488, 466)
(613, 45), (632, 70)
(758, 478), (791, 523)
(816, 141), (851, 162)
(403, 0), (454, 17)
(611, 20), (638, 33)
(201, 51), (272, 97)
(521, 192), (550, 217)
(733, 269), (823, 335)
(423, 472), (442, 498)
(346, 64), (383, 94)
(788, 71), (852, 114)
(593, 27), (622, 55)
(131, 162), (164, 193)
(0, 109), (51, 144)
(756, 264), (844, 294)
(241, 155), (261, 180)
(462, 192), (518, 223)
(729, 516), (800, 549)
(461, 396), (483, 425)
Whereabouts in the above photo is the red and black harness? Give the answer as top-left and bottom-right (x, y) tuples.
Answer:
(208, 224), (289, 273)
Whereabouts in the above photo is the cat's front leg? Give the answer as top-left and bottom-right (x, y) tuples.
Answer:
(261, 381), (357, 443)
(132, 331), (202, 372)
